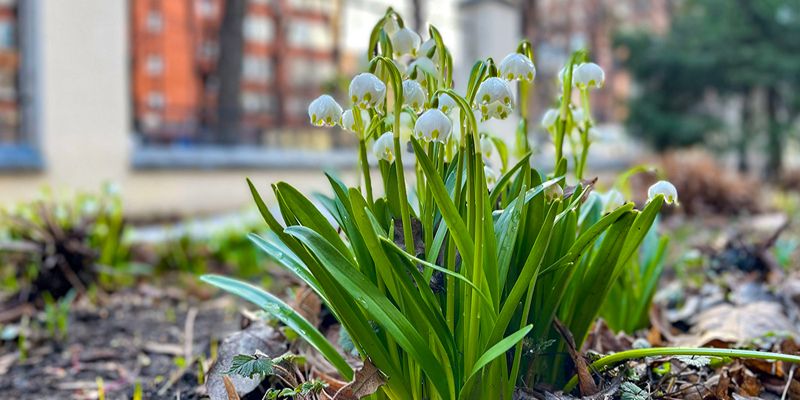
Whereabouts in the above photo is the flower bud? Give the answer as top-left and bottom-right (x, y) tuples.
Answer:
(373, 132), (395, 162)
(499, 53), (536, 82)
(391, 28), (421, 57)
(402, 80), (427, 112)
(414, 109), (452, 143)
(541, 108), (559, 128)
(349, 73), (386, 110)
(647, 180), (678, 204)
(408, 57), (437, 81)
(308, 95), (343, 127)
(438, 93), (458, 115)
(573, 62), (605, 89)
(341, 109), (371, 132)
(475, 77), (514, 121)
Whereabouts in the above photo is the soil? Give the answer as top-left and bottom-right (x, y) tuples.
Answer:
(0, 284), (242, 400)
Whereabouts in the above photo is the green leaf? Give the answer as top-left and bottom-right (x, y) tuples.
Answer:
(200, 275), (354, 380)
(226, 353), (274, 379)
(460, 324), (533, 397)
(285, 226), (455, 400)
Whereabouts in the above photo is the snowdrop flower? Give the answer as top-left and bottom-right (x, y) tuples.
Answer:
(308, 94), (342, 127)
(408, 57), (437, 80)
(419, 38), (437, 59)
(484, 166), (500, 188)
(601, 189), (625, 211)
(648, 180), (679, 205)
(349, 73), (386, 110)
(479, 135), (494, 156)
(392, 28), (421, 57)
(414, 109), (452, 143)
(438, 93), (458, 115)
(393, 59), (407, 76)
(499, 53), (536, 82)
(545, 183), (563, 201)
(340, 109), (371, 133)
(475, 77), (514, 121)
(541, 108), (559, 128)
(402, 80), (427, 112)
(373, 132), (395, 162)
(383, 17), (400, 35)
(573, 62), (605, 89)
(558, 65), (575, 83)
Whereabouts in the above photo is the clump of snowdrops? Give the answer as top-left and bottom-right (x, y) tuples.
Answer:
(204, 8), (800, 399)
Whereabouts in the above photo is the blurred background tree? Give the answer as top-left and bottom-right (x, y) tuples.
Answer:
(618, 0), (800, 178)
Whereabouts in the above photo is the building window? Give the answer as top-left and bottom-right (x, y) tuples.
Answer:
(131, 0), (350, 165)
(0, 0), (39, 171)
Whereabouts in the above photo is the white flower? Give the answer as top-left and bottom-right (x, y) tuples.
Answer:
(558, 65), (575, 83)
(393, 59), (407, 76)
(340, 109), (371, 132)
(373, 132), (395, 162)
(541, 108), (559, 128)
(545, 183), (563, 201)
(475, 77), (514, 120)
(408, 57), (437, 81)
(438, 93), (458, 115)
(572, 62), (605, 89)
(648, 180), (679, 205)
(383, 17), (400, 35)
(601, 189), (625, 211)
(484, 166), (499, 188)
(499, 53), (536, 82)
(391, 28), (421, 57)
(308, 95), (342, 127)
(419, 38), (437, 59)
(402, 80), (427, 112)
(349, 73), (386, 110)
(479, 135), (494, 156)
(414, 109), (452, 143)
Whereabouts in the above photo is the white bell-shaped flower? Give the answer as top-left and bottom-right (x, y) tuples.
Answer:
(484, 166), (500, 188)
(408, 57), (437, 81)
(349, 73), (386, 110)
(648, 180), (678, 204)
(541, 108), (559, 128)
(438, 93), (458, 115)
(419, 38), (437, 59)
(479, 135), (494, 156)
(499, 53), (536, 82)
(340, 108), (371, 132)
(573, 62), (605, 89)
(308, 94), (342, 127)
(383, 17), (400, 35)
(391, 28), (421, 57)
(402, 80), (427, 112)
(600, 189), (625, 211)
(414, 109), (452, 143)
(373, 132), (396, 162)
(475, 77), (514, 121)
(545, 183), (564, 201)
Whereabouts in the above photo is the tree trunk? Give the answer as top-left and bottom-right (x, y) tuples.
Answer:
(215, 0), (246, 144)
(737, 94), (751, 173)
(765, 86), (782, 179)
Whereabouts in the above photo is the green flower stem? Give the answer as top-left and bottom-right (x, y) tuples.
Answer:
(576, 88), (592, 180)
(358, 138), (374, 205)
(563, 347), (800, 394)
(371, 56), (415, 254)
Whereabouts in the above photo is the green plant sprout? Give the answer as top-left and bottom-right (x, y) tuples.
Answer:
(43, 289), (76, 341)
(202, 8), (800, 399)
